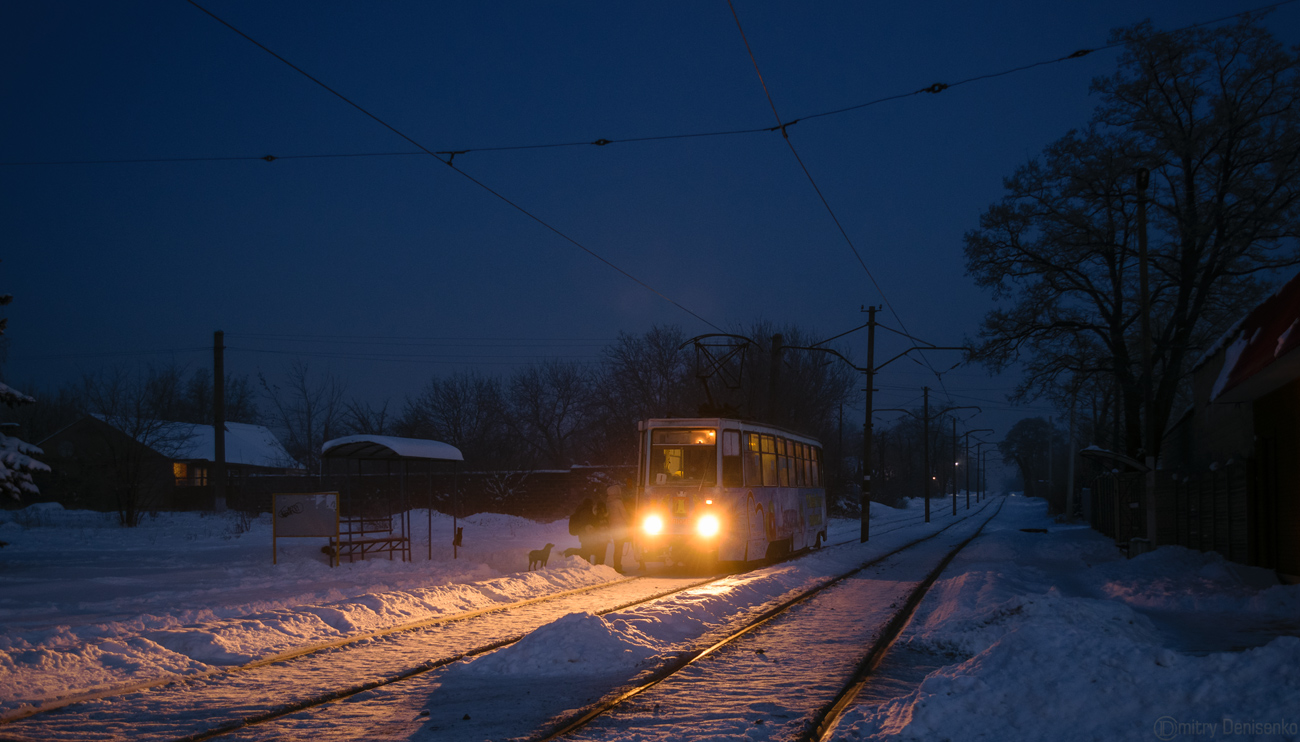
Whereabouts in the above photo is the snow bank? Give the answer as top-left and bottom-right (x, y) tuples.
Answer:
(835, 498), (1300, 741)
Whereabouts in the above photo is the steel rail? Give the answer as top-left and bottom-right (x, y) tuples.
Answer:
(528, 497), (998, 742)
(0, 502), (969, 741)
(0, 573), (648, 726)
(804, 495), (1007, 741)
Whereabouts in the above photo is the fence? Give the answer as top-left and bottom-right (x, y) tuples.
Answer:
(1090, 462), (1251, 565)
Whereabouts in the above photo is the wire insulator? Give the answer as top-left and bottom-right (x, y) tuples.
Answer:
(1067, 49), (1093, 58)
(262, 155), (276, 162)
(921, 83), (949, 94)
(591, 138), (612, 146)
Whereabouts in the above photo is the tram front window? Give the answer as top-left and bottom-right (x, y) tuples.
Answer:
(649, 429), (717, 485)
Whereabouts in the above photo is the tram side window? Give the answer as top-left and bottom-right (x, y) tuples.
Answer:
(722, 430), (742, 487)
(761, 434), (778, 486)
(795, 443), (807, 487)
(777, 438), (790, 487)
(744, 433), (762, 486)
(811, 446), (821, 487)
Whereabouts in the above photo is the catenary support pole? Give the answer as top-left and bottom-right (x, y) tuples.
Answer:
(861, 306), (876, 542)
(923, 386), (930, 523)
(952, 417), (958, 516)
(213, 330), (227, 512)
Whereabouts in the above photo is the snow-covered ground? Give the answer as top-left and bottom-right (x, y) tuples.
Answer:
(834, 496), (1300, 741)
(0, 497), (931, 721)
(6, 495), (1293, 741)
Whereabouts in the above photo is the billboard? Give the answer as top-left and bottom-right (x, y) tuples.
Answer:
(272, 493), (339, 566)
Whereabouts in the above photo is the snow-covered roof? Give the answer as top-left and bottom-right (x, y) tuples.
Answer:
(91, 416), (303, 470)
(169, 421), (303, 469)
(1204, 271), (1300, 403)
(321, 434), (464, 461)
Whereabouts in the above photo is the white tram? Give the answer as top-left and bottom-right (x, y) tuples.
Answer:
(633, 418), (827, 568)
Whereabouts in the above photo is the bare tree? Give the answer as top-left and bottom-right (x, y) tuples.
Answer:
(342, 398), (391, 435)
(259, 361), (346, 474)
(80, 365), (193, 526)
(507, 360), (592, 469)
(398, 371), (512, 467)
(965, 17), (1300, 460)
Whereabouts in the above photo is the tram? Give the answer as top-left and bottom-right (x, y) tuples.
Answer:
(632, 418), (827, 568)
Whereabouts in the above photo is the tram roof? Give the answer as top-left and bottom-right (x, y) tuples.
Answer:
(640, 418), (822, 445)
(321, 434), (464, 461)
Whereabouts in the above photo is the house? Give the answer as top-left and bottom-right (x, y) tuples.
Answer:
(35, 416), (303, 512)
(1167, 272), (1300, 581)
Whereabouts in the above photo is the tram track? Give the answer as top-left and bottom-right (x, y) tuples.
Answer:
(532, 496), (1004, 742)
(0, 502), (979, 742)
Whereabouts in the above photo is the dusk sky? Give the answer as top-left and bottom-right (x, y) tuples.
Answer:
(5, 0), (1298, 456)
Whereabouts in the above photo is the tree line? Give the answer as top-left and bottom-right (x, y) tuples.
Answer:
(966, 16), (1300, 499)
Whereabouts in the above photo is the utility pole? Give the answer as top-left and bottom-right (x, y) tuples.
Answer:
(1137, 168), (1158, 543)
(1066, 396), (1077, 519)
(213, 330), (227, 513)
(768, 333), (784, 426)
(952, 417), (958, 516)
(960, 429), (993, 509)
(923, 386), (931, 523)
(1047, 415), (1053, 504)
(781, 317), (961, 542)
(861, 306), (876, 543)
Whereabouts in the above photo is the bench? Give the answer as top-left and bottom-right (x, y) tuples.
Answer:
(333, 515), (410, 563)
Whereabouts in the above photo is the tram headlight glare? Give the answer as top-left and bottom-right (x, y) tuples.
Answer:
(643, 514), (664, 536)
(697, 514), (720, 538)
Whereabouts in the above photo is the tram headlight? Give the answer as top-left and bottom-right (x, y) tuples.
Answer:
(642, 514), (664, 536)
(696, 514), (720, 538)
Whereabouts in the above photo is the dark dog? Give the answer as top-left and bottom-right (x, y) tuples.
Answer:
(528, 543), (555, 570)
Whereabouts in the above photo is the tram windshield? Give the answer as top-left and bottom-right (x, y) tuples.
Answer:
(649, 429), (716, 485)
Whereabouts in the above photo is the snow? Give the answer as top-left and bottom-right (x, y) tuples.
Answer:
(833, 497), (1300, 741)
(170, 421), (302, 468)
(322, 434), (464, 461)
(1211, 332), (1250, 400)
(3, 496), (1296, 740)
(0, 505), (617, 715)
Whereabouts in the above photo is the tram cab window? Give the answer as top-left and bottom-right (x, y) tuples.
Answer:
(743, 433), (762, 486)
(811, 447), (821, 487)
(649, 429), (716, 485)
(721, 430), (742, 487)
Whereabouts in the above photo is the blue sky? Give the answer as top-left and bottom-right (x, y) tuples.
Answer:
(3, 0), (1297, 451)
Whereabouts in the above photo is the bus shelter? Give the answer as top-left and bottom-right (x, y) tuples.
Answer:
(321, 434), (464, 561)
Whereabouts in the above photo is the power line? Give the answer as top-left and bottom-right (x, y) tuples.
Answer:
(724, 0), (960, 403)
(185, 0), (724, 335)
(6, 0), (1294, 168)
(227, 347), (601, 365)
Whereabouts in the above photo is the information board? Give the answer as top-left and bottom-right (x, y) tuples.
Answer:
(272, 492), (339, 566)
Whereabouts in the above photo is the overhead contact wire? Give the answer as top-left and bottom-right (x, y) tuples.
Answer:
(9, 0), (1296, 168)
(186, 0), (723, 334)
(724, 0), (957, 401)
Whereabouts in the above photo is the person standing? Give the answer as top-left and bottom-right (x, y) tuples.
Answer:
(569, 497), (596, 563)
(591, 498), (610, 565)
(605, 485), (631, 571)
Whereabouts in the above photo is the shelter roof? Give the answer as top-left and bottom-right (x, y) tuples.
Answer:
(321, 434), (464, 461)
